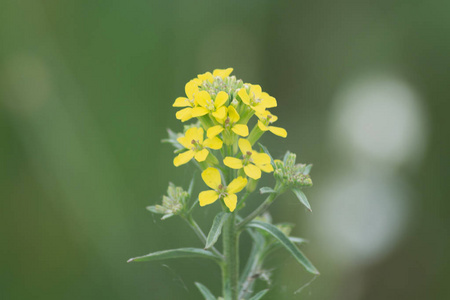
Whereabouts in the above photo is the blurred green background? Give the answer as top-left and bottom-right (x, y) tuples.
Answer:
(1, 1), (449, 299)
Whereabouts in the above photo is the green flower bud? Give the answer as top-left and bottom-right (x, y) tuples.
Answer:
(146, 183), (190, 220)
(274, 152), (314, 188)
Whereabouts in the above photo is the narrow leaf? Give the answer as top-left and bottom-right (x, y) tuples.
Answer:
(258, 143), (275, 167)
(303, 164), (313, 175)
(249, 289), (269, 300)
(205, 212), (229, 249)
(292, 188), (312, 212)
(259, 187), (275, 194)
(246, 221), (319, 275)
(127, 248), (220, 263)
(195, 282), (216, 300)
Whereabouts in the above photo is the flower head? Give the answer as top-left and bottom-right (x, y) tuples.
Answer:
(223, 139), (273, 180)
(173, 127), (222, 167)
(191, 90), (229, 121)
(199, 167), (247, 212)
(238, 84), (277, 113)
(206, 106), (249, 140)
(256, 110), (287, 138)
(173, 80), (200, 122)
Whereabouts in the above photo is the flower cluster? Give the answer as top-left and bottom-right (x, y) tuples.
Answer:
(172, 68), (287, 212)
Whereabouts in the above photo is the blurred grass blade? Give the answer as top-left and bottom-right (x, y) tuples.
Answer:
(249, 289), (269, 300)
(127, 248), (220, 263)
(205, 212), (229, 249)
(246, 221), (319, 275)
(259, 187), (275, 194)
(195, 282), (216, 300)
(292, 188), (312, 212)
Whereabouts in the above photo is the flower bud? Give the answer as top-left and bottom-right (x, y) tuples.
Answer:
(146, 183), (190, 220)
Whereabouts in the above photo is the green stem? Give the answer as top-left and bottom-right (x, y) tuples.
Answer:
(237, 192), (279, 231)
(222, 213), (239, 300)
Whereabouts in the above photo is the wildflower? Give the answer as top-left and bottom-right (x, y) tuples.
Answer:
(199, 167), (247, 212)
(173, 127), (222, 167)
(206, 106), (249, 140)
(273, 152), (313, 188)
(197, 68), (234, 83)
(223, 139), (273, 180)
(256, 110), (287, 138)
(191, 90), (229, 121)
(238, 84), (277, 113)
(173, 80), (200, 122)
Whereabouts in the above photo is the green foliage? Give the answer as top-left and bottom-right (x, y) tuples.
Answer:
(205, 212), (229, 249)
(127, 248), (221, 264)
(246, 221), (319, 275)
(195, 282), (217, 300)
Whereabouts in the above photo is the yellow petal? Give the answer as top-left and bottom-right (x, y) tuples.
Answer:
(260, 93), (277, 108)
(176, 107), (192, 120)
(238, 138), (252, 154)
(250, 84), (262, 98)
(251, 104), (266, 114)
(251, 152), (271, 165)
(213, 68), (233, 78)
(214, 91), (228, 108)
(269, 126), (287, 138)
(195, 90), (211, 108)
(173, 97), (190, 107)
(223, 194), (237, 212)
(195, 148), (209, 162)
(258, 163), (274, 173)
(194, 127), (204, 144)
(199, 190), (219, 207)
(244, 164), (261, 180)
(184, 127), (198, 140)
(191, 106), (209, 117)
(212, 106), (227, 121)
(227, 176), (247, 194)
(173, 150), (195, 167)
(207, 125), (224, 138)
(238, 88), (250, 105)
(201, 167), (221, 190)
(176, 136), (192, 149)
(198, 72), (213, 83)
(257, 120), (269, 131)
(227, 106), (240, 123)
(232, 124), (249, 137)
(223, 157), (243, 169)
(204, 137), (223, 150)
(185, 81), (198, 99)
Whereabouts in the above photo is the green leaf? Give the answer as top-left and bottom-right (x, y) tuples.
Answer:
(292, 188), (312, 212)
(195, 282), (216, 300)
(127, 248), (220, 263)
(303, 164), (313, 175)
(188, 173), (196, 196)
(246, 221), (319, 275)
(249, 289), (269, 300)
(205, 212), (229, 249)
(259, 187), (275, 194)
(258, 143), (275, 167)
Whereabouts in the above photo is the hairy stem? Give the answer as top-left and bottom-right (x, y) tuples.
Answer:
(222, 213), (239, 300)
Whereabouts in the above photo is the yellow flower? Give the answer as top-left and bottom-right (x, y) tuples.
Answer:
(256, 110), (287, 138)
(197, 68), (233, 84)
(173, 80), (200, 122)
(191, 90), (229, 120)
(223, 139), (274, 180)
(199, 167), (247, 212)
(237, 84), (277, 113)
(173, 127), (223, 167)
(206, 106), (249, 139)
